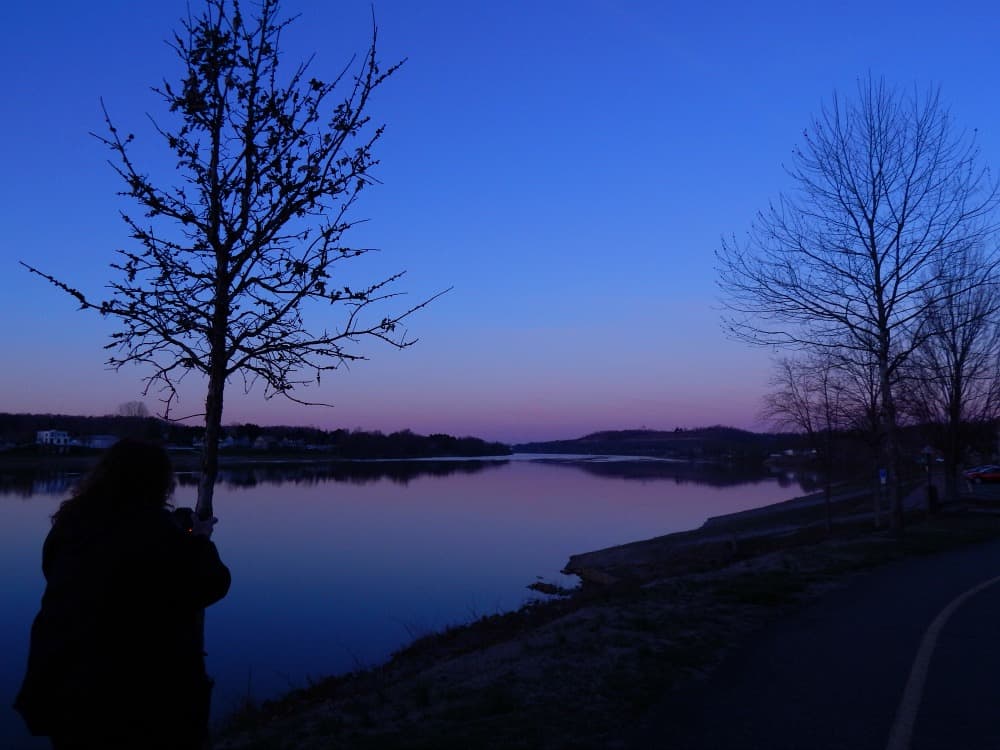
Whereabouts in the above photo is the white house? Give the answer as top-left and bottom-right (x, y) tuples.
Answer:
(36, 430), (70, 447)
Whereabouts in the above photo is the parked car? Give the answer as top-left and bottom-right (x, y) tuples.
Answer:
(963, 465), (1000, 483)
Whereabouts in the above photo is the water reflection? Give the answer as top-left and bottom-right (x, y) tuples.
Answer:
(0, 458), (824, 500)
(534, 458), (817, 492)
(0, 470), (81, 499)
(206, 459), (506, 488)
(1, 459), (509, 498)
(2, 458), (800, 749)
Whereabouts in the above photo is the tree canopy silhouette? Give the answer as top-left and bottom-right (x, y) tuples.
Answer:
(718, 76), (999, 531)
(23, 0), (441, 515)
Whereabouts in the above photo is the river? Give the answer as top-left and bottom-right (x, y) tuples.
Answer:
(1, 455), (808, 748)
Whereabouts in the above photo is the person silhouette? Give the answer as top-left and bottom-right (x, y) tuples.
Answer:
(14, 439), (231, 749)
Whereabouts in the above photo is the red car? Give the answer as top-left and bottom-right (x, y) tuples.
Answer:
(963, 465), (1000, 483)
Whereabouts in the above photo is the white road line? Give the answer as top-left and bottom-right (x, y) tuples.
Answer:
(885, 574), (1000, 750)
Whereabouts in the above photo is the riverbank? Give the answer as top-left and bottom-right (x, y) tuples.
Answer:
(214, 481), (1000, 749)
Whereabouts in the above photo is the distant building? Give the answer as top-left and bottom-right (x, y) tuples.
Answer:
(36, 430), (70, 447)
(84, 435), (118, 450)
(212, 435), (248, 450)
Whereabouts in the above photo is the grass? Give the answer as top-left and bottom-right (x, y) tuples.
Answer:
(710, 570), (809, 606)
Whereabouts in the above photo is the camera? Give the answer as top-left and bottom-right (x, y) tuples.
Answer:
(171, 506), (197, 533)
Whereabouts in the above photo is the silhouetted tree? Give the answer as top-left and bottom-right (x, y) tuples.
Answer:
(117, 401), (150, 418)
(761, 354), (845, 532)
(898, 246), (1000, 502)
(23, 0), (439, 517)
(718, 75), (1000, 533)
(835, 348), (890, 526)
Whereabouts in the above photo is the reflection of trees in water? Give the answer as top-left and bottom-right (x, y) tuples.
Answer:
(173, 460), (509, 490)
(0, 458), (815, 497)
(770, 469), (824, 492)
(1, 461), (507, 498)
(0, 470), (81, 499)
(543, 459), (815, 491)
(4, 461), (507, 498)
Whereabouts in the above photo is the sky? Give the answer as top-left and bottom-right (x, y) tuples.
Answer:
(3, 0), (1000, 444)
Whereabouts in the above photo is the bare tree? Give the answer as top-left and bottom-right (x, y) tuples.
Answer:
(761, 354), (845, 533)
(23, 0), (440, 517)
(718, 75), (999, 533)
(835, 347), (889, 526)
(117, 401), (151, 418)
(898, 247), (1000, 501)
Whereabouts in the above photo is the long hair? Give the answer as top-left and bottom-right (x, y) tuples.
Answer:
(53, 439), (175, 524)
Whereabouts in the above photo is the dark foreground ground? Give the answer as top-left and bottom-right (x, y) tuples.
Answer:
(631, 529), (1000, 749)
(215, 481), (1000, 750)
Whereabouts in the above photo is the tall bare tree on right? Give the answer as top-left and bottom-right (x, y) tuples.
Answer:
(898, 246), (1000, 502)
(718, 76), (1000, 534)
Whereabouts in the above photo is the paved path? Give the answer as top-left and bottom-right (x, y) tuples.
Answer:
(628, 535), (1000, 750)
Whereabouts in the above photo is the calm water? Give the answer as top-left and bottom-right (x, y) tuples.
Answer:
(1, 456), (805, 748)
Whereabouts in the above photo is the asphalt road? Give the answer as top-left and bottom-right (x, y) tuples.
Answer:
(629, 533), (1000, 750)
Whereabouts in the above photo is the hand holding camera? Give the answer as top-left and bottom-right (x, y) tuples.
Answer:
(191, 514), (218, 539)
(172, 507), (218, 539)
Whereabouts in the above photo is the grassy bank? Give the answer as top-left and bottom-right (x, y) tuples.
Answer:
(214, 485), (1000, 750)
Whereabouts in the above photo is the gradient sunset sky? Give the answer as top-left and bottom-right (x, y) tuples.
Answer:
(3, 1), (999, 443)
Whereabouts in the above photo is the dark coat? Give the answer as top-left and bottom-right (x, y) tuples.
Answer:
(15, 505), (231, 746)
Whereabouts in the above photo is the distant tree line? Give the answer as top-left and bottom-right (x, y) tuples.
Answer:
(0, 413), (510, 460)
(318, 429), (510, 459)
(514, 427), (790, 464)
(0, 412), (169, 446)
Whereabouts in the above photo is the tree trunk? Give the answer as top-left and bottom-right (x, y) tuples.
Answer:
(880, 365), (904, 535)
(873, 473), (883, 528)
(196, 366), (226, 519)
(195, 282), (230, 519)
(866, 434), (883, 528)
(943, 394), (962, 504)
(945, 418), (960, 503)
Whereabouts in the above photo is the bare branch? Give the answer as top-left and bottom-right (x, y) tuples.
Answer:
(20, 0), (437, 517)
(717, 74), (1000, 531)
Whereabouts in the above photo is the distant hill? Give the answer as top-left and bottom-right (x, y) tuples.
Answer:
(513, 427), (791, 462)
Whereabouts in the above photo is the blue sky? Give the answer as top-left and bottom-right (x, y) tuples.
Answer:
(3, 0), (999, 443)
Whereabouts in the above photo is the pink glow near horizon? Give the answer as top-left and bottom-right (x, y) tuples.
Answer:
(2, 327), (772, 444)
